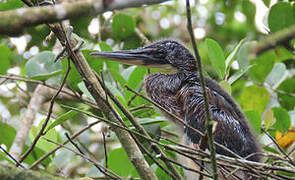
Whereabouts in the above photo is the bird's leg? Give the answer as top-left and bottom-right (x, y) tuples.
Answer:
(54, 26), (84, 62)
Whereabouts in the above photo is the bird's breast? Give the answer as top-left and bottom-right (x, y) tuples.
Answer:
(144, 73), (184, 121)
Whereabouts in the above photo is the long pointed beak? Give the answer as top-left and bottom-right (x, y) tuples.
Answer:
(90, 48), (166, 66)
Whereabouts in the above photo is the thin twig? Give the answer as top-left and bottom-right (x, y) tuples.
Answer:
(65, 132), (85, 155)
(18, 58), (71, 164)
(102, 132), (108, 170)
(185, 1), (218, 179)
(135, 28), (150, 45)
(127, 83), (144, 106)
(31, 103), (295, 178)
(52, 22), (158, 179)
(134, 137), (180, 180)
(58, 104), (212, 177)
(0, 74), (98, 108)
(251, 25), (295, 56)
(43, 137), (122, 180)
(164, 156), (212, 178)
(0, 78), (9, 86)
(0, 146), (25, 168)
(262, 129), (295, 166)
(125, 85), (204, 136)
(29, 120), (101, 169)
(288, 146), (295, 156)
(63, 98), (277, 178)
(65, 132), (111, 178)
(61, 122), (97, 159)
(95, 72), (183, 179)
(129, 105), (153, 112)
(95, 75), (182, 179)
(125, 85), (242, 160)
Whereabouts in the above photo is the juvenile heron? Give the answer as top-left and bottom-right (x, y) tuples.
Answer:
(91, 40), (260, 177)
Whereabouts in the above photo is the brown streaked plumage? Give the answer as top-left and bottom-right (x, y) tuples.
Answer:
(91, 40), (261, 178)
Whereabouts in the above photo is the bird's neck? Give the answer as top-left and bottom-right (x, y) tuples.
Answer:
(145, 71), (195, 93)
(144, 71), (197, 117)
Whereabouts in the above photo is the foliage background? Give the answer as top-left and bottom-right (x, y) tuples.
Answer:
(0, 0), (295, 179)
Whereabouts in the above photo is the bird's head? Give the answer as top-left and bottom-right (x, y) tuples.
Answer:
(90, 40), (197, 73)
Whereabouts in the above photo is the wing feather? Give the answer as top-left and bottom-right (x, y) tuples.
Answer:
(177, 79), (260, 161)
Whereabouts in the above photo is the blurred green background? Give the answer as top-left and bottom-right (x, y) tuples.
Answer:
(0, 0), (295, 179)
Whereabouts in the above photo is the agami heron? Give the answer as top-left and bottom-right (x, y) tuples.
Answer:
(91, 40), (260, 169)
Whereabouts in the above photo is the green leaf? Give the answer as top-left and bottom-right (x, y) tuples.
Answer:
(71, 17), (92, 39)
(225, 38), (245, 73)
(25, 51), (62, 80)
(121, 66), (137, 80)
(0, 44), (11, 74)
(83, 49), (104, 73)
(0, 150), (15, 165)
(219, 80), (231, 94)
(143, 123), (161, 140)
(108, 148), (139, 177)
(262, 0), (271, 7)
(249, 51), (275, 83)
(242, 0), (256, 25)
(123, 35), (142, 50)
(278, 78), (295, 110)
(263, 109), (275, 131)
(276, 171), (295, 178)
(46, 110), (78, 133)
(272, 107), (291, 133)
(97, 42), (123, 83)
(228, 65), (254, 85)
(237, 41), (255, 70)
(23, 145), (52, 166)
(0, 0), (24, 11)
(126, 66), (146, 100)
(156, 166), (173, 180)
(78, 82), (95, 101)
(109, 70), (127, 87)
(29, 119), (59, 153)
(62, 59), (81, 92)
(238, 85), (269, 114)
(136, 118), (167, 127)
(206, 38), (226, 79)
(245, 110), (262, 134)
(112, 13), (136, 40)
(27, 25), (52, 49)
(0, 122), (16, 149)
(268, 2), (295, 33)
(275, 47), (295, 62)
(103, 81), (126, 106)
(263, 146), (279, 154)
(265, 63), (287, 88)
(134, 123), (161, 152)
(99, 41), (112, 51)
(106, 60), (119, 75)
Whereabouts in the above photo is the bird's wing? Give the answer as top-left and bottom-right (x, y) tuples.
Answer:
(177, 79), (259, 159)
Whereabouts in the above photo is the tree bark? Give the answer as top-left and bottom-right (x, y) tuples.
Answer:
(0, 0), (169, 36)
(0, 164), (68, 180)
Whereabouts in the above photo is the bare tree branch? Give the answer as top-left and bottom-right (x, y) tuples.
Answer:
(0, 0), (169, 36)
(47, 22), (158, 180)
(0, 74), (98, 108)
(9, 84), (49, 160)
(17, 58), (71, 164)
(0, 164), (70, 180)
(250, 25), (295, 56)
(185, 0), (217, 179)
